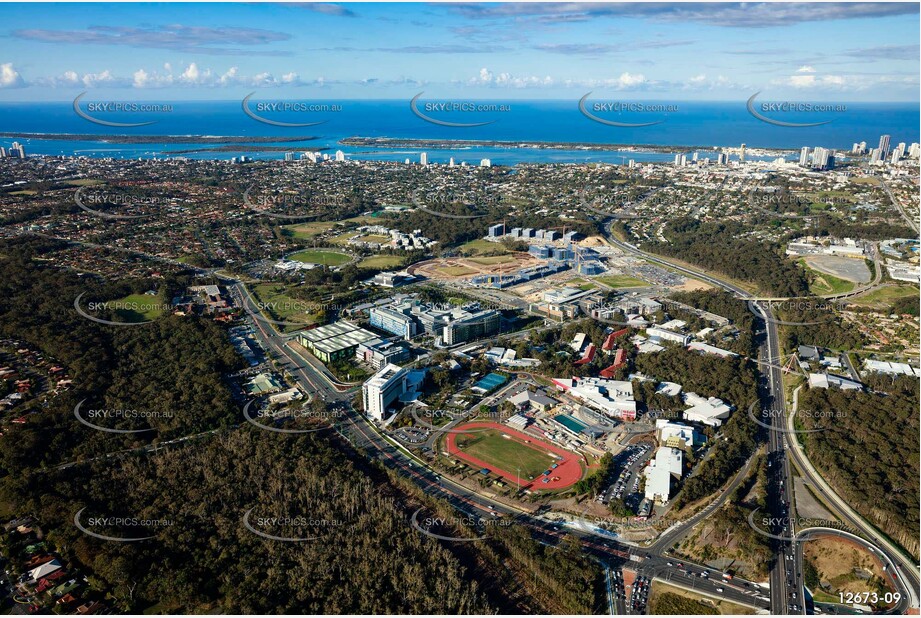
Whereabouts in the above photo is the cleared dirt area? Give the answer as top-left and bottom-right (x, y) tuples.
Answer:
(409, 252), (543, 280)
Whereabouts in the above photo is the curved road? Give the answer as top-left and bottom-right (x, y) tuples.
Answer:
(604, 224), (920, 614)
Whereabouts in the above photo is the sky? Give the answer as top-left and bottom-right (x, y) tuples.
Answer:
(0, 2), (918, 102)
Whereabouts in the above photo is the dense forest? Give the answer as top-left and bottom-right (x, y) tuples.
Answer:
(0, 237), (242, 472)
(0, 237), (604, 614)
(797, 376), (920, 558)
(633, 347), (762, 508)
(640, 219), (810, 297)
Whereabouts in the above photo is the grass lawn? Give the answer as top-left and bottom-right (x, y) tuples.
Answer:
(283, 221), (337, 240)
(454, 428), (556, 479)
(595, 274), (648, 288)
(360, 234), (392, 244)
(849, 283), (919, 308)
(437, 265), (478, 277)
(458, 238), (510, 256)
(565, 278), (597, 290)
(250, 283), (318, 326)
(358, 255), (405, 269)
(66, 179), (105, 187)
(106, 293), (164, 322)
(9, 190), (37, 196)
(288, 249), (352, 266)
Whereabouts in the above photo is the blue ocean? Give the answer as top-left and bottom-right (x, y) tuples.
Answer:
(0, 99), (917, 165)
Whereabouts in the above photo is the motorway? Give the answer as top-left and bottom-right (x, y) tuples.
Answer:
(603, 226), (920, 615)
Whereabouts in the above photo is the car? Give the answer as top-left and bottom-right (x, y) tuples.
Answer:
(716, 587), (724, 593)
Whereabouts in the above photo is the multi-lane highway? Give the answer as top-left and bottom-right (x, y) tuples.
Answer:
(604, 226), (920, 615)
(230, 227), (919, 615)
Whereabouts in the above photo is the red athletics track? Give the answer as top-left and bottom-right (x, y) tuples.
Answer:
(444, 421), (583, 491)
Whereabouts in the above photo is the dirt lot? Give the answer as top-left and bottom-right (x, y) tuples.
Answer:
(409, 252), (543, 280)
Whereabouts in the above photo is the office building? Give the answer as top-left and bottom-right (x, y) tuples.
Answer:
(869, 148), (882, 164)
(443, 310), (500, 345)
(808, 372), (862, 391)
(551, 376), (637, 420)
(369, 305), (417, 339)
(909, 143), (920, 158)
(335, 150), (345, 162)
(356, 338), (410, 370)
(851, 143), (861, 154)
(420, 152), (428, 166)
(488, 223), (505, 238)
(480, 158), (491, 167)
(644, 446), (684, 503)
(682, 392), (732, 427)
(799, 147), (811, 166)
(298, 321), (378, 363)
(646, 326), (691, 346)
(657, 420), (702, 449)
(449, 157), (455, 167)
(363, 364), (409, 421)
(739, 143), (746, 162)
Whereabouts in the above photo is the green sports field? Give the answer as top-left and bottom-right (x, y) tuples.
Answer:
(287, 249), (352, 266)
(454, 428), (555, 479)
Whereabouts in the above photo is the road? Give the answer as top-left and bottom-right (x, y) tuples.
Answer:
(877, 177), (919, 235)
(236, 271), (769, 614)
(604, 224), (920, 614)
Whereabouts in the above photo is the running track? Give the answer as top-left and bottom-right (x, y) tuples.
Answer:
(445, 421), (583, 491)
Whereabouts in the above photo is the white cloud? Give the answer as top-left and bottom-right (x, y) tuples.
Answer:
(0, 63), (25, 88)
(615, 71), (646, 87)
(81, 70), (117, 88)
(796, 65), (816, 73)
